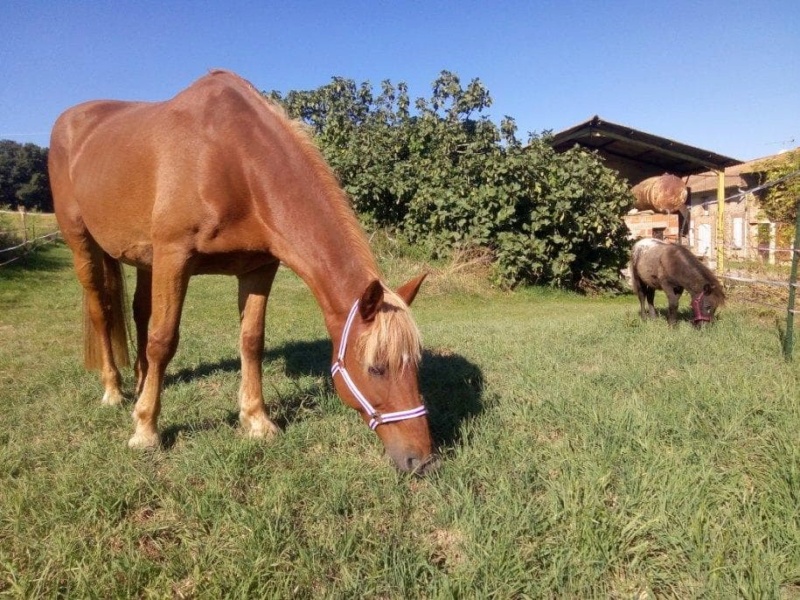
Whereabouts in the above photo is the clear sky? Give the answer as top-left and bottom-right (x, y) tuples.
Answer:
(1, 1), (797, 161)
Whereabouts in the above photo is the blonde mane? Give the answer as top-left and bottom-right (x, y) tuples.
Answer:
(356, 287), (422, 375)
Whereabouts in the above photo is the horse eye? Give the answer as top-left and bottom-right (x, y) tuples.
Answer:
(368, 365), (386, 377)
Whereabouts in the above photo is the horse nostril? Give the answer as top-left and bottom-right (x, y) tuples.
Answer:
(408, 454), (440, 476)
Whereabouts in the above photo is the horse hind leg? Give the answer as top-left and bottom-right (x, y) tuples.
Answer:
(132, 268), (152, 396)
(237, 262), (281, 440)
(71, 239), (130, 406)
(645, 288), (657, 319)
(632, 275), (655, 320)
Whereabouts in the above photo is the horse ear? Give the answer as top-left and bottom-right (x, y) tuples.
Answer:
(703, 283), (713, 294)
(396, 272), (427, 307)
(359, 280), (384, 323)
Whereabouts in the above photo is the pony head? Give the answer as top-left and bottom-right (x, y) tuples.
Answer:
(691, 283), (726, 327)
(331, 274), (438, 475)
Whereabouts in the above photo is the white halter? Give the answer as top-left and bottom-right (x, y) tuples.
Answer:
(330, 299), (428, 431)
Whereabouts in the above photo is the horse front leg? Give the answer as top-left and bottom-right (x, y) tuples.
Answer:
(664, 287), (682, 326)
(132, 268), (152, 396)
(237, 262), (281, 439)
(129, 253), (190, 449)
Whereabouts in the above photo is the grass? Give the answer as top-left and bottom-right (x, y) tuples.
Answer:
(1, 243), (799, 598)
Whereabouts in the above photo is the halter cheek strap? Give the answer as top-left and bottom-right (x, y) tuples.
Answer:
(330, 299), (428, 431)
(691, 291), (711, 323)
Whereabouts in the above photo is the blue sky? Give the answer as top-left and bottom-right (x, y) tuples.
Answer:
(1, 1), (797, 161)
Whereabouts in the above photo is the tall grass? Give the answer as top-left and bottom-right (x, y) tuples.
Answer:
(1, 244), (798, 598)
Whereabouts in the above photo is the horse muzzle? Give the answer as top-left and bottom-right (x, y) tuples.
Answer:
(388, 450), (440, 476)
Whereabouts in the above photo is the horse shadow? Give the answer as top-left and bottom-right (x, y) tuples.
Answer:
(160, 340), (484, 451)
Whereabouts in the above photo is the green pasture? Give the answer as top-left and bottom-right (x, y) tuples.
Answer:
(1, 244), (798, 599)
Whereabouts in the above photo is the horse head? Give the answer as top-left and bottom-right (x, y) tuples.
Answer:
(331, 274), (438, 475)
(691, 283), (725, 327)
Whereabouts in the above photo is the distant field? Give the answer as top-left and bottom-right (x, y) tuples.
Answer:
(1, 244), (798, 598)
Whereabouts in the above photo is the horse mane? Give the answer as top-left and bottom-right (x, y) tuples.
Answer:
(356, 287), (422, 375)
(207, 69), (379, 278)
(671, 244), (726, 304)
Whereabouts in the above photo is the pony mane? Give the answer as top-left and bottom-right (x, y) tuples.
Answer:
(356, 287), (422, 375)
(215, 69), (379, 277)
(671, 244), (726, 305)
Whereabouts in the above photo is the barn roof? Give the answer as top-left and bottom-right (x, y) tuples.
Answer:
(549, 116), (742, 182)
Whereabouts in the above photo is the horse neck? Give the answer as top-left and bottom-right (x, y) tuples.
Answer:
(263, 190), (381, 343)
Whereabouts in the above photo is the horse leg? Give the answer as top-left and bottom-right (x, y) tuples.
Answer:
(67, 234), (128, 406)
(664, 287), (682, 326)
(129, 252), (191, 449)
(632, 275), (651, 320)
(132, 268), (152, 396)
(644, 288), (657, 319)
(237, 262), (281, 439)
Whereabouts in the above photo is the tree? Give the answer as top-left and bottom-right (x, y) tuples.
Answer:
(0, 140), (52, 211)
(757, 148), (800, 224)
(267, 72), (633, 290)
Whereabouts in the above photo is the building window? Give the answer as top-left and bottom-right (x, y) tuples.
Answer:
(733, 217), (744, 249)
(653, 227), (665, 240)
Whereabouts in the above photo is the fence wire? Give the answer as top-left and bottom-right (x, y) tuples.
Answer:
(0, 231), (62, 267)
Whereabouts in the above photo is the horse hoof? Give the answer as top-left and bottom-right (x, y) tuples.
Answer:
(240, 415), (280, 439)
(128, 431), (160, 449)
(101, 390), (124, 406)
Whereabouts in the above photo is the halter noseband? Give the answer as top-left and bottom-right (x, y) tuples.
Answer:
(691, 291), (712, 324)
(331, 299), (428, 430)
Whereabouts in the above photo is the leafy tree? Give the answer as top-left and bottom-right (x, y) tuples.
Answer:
(755, 148), (800, 252)
(757, 148), (800, 224)
(267, 72), (632, 290)
(0, 140), (52, 211)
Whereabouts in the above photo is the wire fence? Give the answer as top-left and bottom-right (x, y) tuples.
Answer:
(711, 169), (800, 359)
(0, 231), (62, 267)
(0, 209), (62, 267)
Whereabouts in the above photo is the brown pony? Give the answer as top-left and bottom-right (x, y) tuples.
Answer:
(630, 238), (725, 326)
(49, 70), (437, 474)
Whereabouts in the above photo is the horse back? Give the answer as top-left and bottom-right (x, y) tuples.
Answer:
(49, 71), (302, 271)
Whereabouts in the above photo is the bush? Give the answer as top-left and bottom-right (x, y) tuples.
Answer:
(269, 71), (633, 290)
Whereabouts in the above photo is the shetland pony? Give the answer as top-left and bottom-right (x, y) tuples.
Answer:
(630, 238), (725, 326)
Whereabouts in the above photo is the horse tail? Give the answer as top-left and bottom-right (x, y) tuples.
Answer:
(83, 256), (131, 370)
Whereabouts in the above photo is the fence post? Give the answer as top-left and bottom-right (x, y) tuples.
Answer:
(716, 170), (725, 273)
(18, 206), (28, 244)
(784, 199), (800, 361)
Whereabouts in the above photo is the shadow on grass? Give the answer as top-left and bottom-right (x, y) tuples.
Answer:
(161, 338), (484, 451)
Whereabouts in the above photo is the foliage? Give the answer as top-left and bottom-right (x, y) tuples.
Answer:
(268, 72), (633, 290)
(0, 140), (52, 212)
(757, 148), (800, 225)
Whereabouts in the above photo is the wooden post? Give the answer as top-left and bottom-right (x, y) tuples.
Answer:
(716, 170), (725, 273)
(784, 199), (800, 361)
(18, 206), (28, 244)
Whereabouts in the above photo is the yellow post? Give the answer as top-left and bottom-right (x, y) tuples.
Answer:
(716, 169), (725, 273)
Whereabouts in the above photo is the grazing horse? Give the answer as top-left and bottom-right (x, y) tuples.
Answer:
(49, 70), (437, 474)
(630, 238), (725, 326)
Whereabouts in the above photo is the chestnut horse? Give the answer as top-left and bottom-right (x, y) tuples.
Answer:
(630, 238), (725, 327)
(49, 70), (437, 474)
